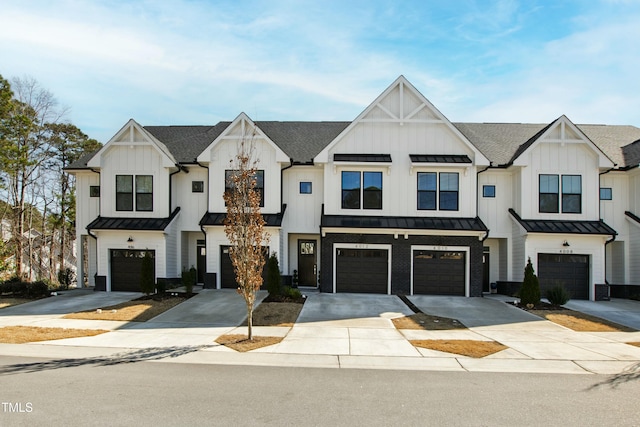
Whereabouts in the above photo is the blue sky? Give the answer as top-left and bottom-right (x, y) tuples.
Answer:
(1, 0), (639, 143)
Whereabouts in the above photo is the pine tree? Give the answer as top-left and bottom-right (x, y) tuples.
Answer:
(520, 257), (541, 306)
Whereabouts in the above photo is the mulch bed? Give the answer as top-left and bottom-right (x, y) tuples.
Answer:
(411, 339), (507, 358)
(0, 326), (109, 344)
(215, 334), (283, 352)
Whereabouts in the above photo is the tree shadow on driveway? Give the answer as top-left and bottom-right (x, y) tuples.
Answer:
(0, 345), (212, 376)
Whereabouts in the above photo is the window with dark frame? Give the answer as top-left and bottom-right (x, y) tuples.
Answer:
(341, 171), (382, 210)
(483, 185), (495, 198)
(561, 175), (581, 213)
(225, 170), (265, 207)
(116, 175), (133, 211)
(600, 187), (612, 200)
(539, 174), (559, 213)
(135, 175), (153, 212)
(192, 181), (204, 193)
(116, 175), (153, 212)
(417, 172), (436, 210)
(439, 172), (459, 211)
(89, 186), (100, 197)
(299, 182), (312, 194)
(341, 171), (361, 209)
(539, 174), (582, 214)
(363, 172), (382, 209)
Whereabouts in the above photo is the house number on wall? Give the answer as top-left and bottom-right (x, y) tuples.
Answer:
(559, 249), (573, 254)
(433, 246), (448, 251)
(354, 244), (369, 249)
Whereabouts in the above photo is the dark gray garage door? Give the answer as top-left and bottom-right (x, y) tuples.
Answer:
(336, 248), (388, 293)
(110, 250), (155, 292)
(538, 254), (589, 300)
(220, 246), (269, 289)
(413, 250), (465, 296)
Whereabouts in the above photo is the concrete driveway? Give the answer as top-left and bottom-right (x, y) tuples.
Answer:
(564, 298), (640, 330)
(0, 290), (140, 318)
(407, 295), (547, 328)
(295, 293), (413, 327)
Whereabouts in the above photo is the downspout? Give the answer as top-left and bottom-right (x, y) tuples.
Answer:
(476, 165), (491, 218)
(197, 161), (210, 287)
(169, 164), (188, 215)
(89, 168), (101, 215)
(280, 159), (295, 214)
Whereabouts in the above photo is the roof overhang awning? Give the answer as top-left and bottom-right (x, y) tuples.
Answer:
(87, 208), (181, 232)
(508, 209), (617, 236)
(199, 205), (286, 227)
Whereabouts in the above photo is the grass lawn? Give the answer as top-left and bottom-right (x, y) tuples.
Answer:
(0, 326), (109, 344)
(63, 294), (190, 322)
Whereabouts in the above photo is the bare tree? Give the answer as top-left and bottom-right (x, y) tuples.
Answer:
(223, 134), (268, 340)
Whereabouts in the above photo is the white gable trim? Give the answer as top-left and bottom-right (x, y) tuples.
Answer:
(315, 76), (490, 166)
(87, 119), (176, 168)
(196, 113), (290, 163)
(512, 116), (615, 168)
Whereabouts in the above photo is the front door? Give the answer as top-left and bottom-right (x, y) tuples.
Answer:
(483, 252), (490, 292)
(298, 240), (317, 286)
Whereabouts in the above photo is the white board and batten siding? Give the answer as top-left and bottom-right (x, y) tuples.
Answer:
(174, 166), (208, 231)
(518, 142), (601, 220)
(282, 166), (324, 234)
(478, 171), (512, 237)
(99, 144), (171, 218)
(322, 122), (478, 218)
(94, 231), (167, 291)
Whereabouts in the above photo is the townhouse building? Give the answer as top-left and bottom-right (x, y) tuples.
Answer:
(67, 76), (640, 300)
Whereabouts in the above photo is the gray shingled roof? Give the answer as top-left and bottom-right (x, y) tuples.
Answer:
(68, 120), (640, 170)
(453, 122), (640, 168)
(255, 121), (349, 163)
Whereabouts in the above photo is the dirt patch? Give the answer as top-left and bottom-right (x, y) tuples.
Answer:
(411, 339), (507, 358)
(627, 342), (640, 348)
(63, 294), (192, 322)
(0, 326), (109, 344)
(392, 313), (467, 330)
(245, 302), (303, 327)
(0, 297), (35, 309)
(215, 334), (283, 352)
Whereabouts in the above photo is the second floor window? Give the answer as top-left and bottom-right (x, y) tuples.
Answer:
(539, 174), (581, 214)
(341, 171), (382, 210)
(417, 172), (459, 211)
(116, 175), (153, 212)
(225, 170), (264, 207)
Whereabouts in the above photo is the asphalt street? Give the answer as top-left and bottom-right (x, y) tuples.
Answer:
(1, 355), (638, 426)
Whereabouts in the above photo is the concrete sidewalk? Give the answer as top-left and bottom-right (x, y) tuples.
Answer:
(0, 290), (639, 375)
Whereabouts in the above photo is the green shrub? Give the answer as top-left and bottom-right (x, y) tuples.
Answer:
(266, 253), (281, 296)
(181, 267), (196, 293)
(140, 251), (155, 295)
(26, 281), (49, 298)
(546, 285), (570, 306)
(519, 258), (541, 306)
(281, 286), (302, 299)
(57, 268), (76, 290)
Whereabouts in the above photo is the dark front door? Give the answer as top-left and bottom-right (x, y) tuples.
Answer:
(483, 253), (490, 292)
(197, 240), (206, 284)
(221, 246), (269, 289)
(110, 249), (155, 292)
(298, 240), (317, 286)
